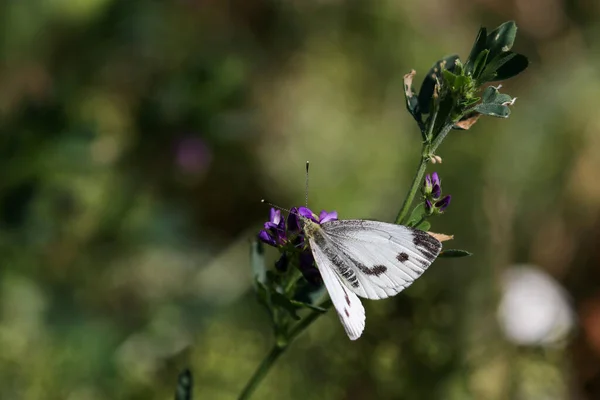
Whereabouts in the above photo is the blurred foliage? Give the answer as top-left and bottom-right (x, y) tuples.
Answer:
(2, 0), (600, 399)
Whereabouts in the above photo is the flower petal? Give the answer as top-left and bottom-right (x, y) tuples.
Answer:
(431, 172), (441, 186)
(425, 199), (433, 213)
(287, 207), (302, 233)
(432, 184), (442, 200)
(319, 210), (338, 224)
(436, 195), (451, 212)
(298, 206), (317, 222)
(269, 208), (282, 225)
(425, 174), (432, 188)
(258, 230), (276, 247)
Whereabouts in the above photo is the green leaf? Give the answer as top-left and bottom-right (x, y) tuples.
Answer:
(439, 249), (473, 258)
(271, 291), (301, 320)
(472, 49), (489, 80)
(407, 203), (427, 227)
(251, 240), (266, 287)
(465, 27), (488, 74)
(482, 85), (496, 103)
(490, 53), (529, 81)
(454, 74), (469, 90)
(442, 69), (458, 88)
(486, 21), (517, 61)
(481, 86), (513, 105)
(416, 220), (431, 231)
(473, 103), (511, 118)
(417, 54), (459, 114)
(290, 299), (327, 313)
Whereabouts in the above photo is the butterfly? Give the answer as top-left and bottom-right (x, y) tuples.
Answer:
(302, 217), (442, 340)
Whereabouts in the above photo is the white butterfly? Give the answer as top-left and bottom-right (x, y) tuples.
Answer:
(303, 218), (442, 340)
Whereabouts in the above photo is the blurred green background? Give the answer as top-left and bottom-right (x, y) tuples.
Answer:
(2, 0), (600, 399)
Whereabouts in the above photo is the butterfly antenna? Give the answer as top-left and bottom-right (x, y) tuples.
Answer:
(305, 160), (310, 207)
(261, 199), (291, 214)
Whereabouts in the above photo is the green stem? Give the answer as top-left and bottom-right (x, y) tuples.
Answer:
(288, 299), (332, 340)
(237, 299), (332, 400)
(430, 117), (458, 154)
(238, 345), (286, 400)
(394, 155), (428, 225)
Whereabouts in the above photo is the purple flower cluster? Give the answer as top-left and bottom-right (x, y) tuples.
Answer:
(258, 207), (338, 285)
(423, 172), (451, 214)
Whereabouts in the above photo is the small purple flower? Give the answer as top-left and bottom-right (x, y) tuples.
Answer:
(257, 205), (337, 285)
(258, 208), (287, 247)
(424, 172), (442, 200)
(435, 195), (451, 212)
(425, 199), (433, 214)
(431, 172), (442, 199)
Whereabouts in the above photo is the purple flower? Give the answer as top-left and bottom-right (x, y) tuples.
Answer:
(258, 208), (287, 247)
(424, 172), (442, 200)
(257, 206), (337, 284)
(425, 199), (433, 214)
(435, 195), (451, 212)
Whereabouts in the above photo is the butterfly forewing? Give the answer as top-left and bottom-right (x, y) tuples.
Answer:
(319, 220), (442, 300)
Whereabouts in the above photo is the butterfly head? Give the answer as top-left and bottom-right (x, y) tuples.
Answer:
(301, 217), (321, 239)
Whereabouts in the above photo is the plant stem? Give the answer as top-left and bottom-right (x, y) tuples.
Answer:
(430, 118), (458, 154)
(237, 299), (332, 400)
(394, 155), (428, 225)
(288, 299), (332, 340)
(238, 345), (286, 400)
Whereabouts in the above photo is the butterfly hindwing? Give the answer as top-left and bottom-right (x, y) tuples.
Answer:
(319, 220), (442, 300)
(308, 230), (366, 340)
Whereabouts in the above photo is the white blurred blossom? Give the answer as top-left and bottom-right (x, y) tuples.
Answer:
(497, 265), (575, 346)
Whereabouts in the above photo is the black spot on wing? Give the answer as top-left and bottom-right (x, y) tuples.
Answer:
(344, 308), (350, 317)
(412, 230), (441, 262)
(397, 252), (409, 263)
(357, 264), (387, 276)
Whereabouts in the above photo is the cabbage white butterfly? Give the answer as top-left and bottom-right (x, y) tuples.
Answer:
(263, 162), (444, 340)
(302, 216), (442, 340)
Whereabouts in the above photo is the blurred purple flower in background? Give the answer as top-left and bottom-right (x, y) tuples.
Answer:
(175, 136), (212, 174)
